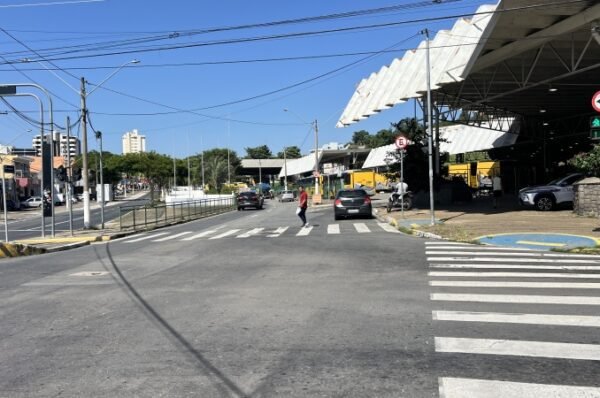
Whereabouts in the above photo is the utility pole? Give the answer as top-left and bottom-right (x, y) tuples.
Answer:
(49, 130), (55, 237)
(1, 158), (8, 242)
(227, 118), (231, 184)
(200, 134), (205, 189)
(66, 116), (73, 236)
(283, 147), (288, 191)
(422, 28), (436, 226)
(314, 119), (320, 196)
(80, 77), (91, 229)
(96, 130), (105, 229)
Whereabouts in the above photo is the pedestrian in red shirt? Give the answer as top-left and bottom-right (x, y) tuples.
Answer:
(297, 186), (309, 227)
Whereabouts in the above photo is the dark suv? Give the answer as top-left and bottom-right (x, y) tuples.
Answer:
(237, 191), (264, 210)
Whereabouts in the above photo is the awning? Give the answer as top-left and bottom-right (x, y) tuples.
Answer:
(362, 144), (397, 169)
(278, 151), (322, 178)
(440, 124), (518, 155)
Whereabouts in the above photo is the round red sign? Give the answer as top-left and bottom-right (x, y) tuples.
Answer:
(592, 91), (600, 113)
(395, 136), (408, 149)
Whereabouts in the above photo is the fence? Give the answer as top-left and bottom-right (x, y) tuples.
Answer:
(118, 196), (236, 231)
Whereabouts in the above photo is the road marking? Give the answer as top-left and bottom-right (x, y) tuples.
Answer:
(378, 222), (400, 233)
(431, 293), (600, 305)
(237, 228), (264, 238)
(296, 226), (313, 236)
(429, 271), (600, 279)
(516, 240), (566, 247)
(123, 232), (168, 243)
(427, 246), (536, 251)
(353, 223), (370, 233)
(209, 229), (241, 240)
(433, 311), (600, 327)
(182, 230), (217, 240)
(428, 257), (600, 264)
(267, 227), (288, 238)
(425, 241), (466, 245)
(426, 251), (599, 259)
(439, 377), (600, 398)
(430, 280), (600, 289)
(435, 337), (600, 361)
(327, 224), (340, 234)
(430, 264), (600, 270)
(152, 232), (193, 242)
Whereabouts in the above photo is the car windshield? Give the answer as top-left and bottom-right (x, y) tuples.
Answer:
(337, 190), (367, 198)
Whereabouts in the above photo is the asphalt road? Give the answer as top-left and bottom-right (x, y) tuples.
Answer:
(1, 192), (150, 241)
(1, 198), (600, 397)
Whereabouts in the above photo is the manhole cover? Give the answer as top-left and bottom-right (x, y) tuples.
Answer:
(70, 271), (110, 277)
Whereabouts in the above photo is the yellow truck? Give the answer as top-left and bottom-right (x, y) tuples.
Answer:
(448, 161), (500, 189)
(343, 170), (390, 191)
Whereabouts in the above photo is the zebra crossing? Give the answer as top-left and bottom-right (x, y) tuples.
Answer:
(119, 222), (399, 243)
(426, 240), (600, 397)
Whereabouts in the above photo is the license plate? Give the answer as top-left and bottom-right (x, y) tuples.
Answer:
(348, 209), (359, 214)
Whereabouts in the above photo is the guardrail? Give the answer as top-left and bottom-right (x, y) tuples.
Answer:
(118, 196), (236, 231)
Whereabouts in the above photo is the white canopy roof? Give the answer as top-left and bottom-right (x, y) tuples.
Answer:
(278, 151), (322, 178)
(440, 124), (518, 155)
(362, 144), (397, 169)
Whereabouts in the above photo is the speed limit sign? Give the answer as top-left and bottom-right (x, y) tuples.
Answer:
(395, 136), (408, 149)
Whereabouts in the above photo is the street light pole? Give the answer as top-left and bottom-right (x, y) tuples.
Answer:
(283, 147), (288, 191)
(422, 28), (436, 226)
(313, 119), (319, 196)
(95, 130), (105, 229)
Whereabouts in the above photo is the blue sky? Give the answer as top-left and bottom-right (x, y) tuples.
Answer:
(0, 0), (486, 158)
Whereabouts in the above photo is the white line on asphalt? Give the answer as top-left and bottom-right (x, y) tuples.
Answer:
(250, 214), (259, 218)
(267, 227), (288, 238)
(430, 280), (600, 289)
(327, 224), (340, 234)
(377, 222), (400, 233)
(425, 241), (467, 245)
(353, 223), (371, 233)
(426, 251), (600, 259)
(435, 337), (600, 361)
(182, 230), (217, 240)
(427, 246), (536, 251)
(430, 264), (600, 270)
(123, 232), (168, 243)
(431, 293), (600, 305)
(429, 271), (600, 279)
(209, 229), (241, 240)
(296, 226), (313, 236)
(237, 228), (264, 238)
(428, 257), (600, 264)
(439, 377), (600, 398)
(433, 311), (600, 327)
(152, 232), (193, 242)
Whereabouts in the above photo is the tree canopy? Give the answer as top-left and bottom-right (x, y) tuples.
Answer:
(245, 145), (272, 159)
(277, 146), (302, 159)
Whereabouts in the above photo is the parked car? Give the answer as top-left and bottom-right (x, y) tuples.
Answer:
(334, 189), (372, 220)
(21, 196), (43, 208)
(519, 173), (584, 211)
(278, 190), (295, 202)
(237, 191), (264, 210)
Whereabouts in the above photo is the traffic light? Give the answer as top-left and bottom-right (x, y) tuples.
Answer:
(56, 166), (67, 182)
(591, 116), (600, 140)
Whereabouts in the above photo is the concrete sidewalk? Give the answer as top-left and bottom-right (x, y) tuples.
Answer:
(375, 194), (600, 249)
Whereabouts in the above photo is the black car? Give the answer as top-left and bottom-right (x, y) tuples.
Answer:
(237, 191), (264, 210)
(334, 189), (372, 220)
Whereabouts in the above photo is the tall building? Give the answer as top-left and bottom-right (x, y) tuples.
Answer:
(32, 133), (80, 158)
(122, 129), (146, 154)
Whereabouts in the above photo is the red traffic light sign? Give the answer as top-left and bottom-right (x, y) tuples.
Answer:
(593, 91), (600, 113)
(395, 136), (408, 149)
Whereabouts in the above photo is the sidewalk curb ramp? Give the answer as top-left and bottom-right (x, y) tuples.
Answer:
(373, 208), (445, 241)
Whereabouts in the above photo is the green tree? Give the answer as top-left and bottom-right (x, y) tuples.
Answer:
(350, 130), (371, 146)
(277, 146), (302, 159)
(569, 145), (600, 176)
(122, 151), (172, 202)
(195, 148), (241, 191)
(245, 145), (272, 159)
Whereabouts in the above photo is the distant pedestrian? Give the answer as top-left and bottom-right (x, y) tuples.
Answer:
(492, 174), (502, 208)
(297, 186), (309, 227)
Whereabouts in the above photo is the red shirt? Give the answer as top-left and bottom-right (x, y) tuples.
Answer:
(299, 191), (308, 209)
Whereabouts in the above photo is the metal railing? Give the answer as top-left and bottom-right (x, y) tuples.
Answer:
(118, 196), (236, 231)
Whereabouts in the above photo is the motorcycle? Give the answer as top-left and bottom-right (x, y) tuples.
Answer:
(386, 190), (413, 212)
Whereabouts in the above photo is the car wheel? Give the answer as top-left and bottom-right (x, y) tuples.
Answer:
(258, 205), (263, 209)
(535, 195), (554, 211)
(237, 207), (241, 211)
(334, 214), (340, 221)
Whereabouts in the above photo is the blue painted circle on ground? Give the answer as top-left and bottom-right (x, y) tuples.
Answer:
(477, 233), (598, 250)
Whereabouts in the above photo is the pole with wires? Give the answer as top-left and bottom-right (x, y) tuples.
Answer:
(422, 28), (436, 226)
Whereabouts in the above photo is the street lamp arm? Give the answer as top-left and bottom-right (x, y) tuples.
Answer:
(87, 59), (140, 96)
(21, 58), (79, 95)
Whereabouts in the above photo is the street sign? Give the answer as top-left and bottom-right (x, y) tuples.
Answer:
(0, 85), (16, 95)
(593, 91), (600, 113)
(395, 136), (408, 149)
(3, 165), (14, 173)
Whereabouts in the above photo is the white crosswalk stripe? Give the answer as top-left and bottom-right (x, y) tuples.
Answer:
(209, 229), (241, 240)
(236, 228), (264, 238)
(327, 224), (340, 234)
(152, 232), (192, 242)
(378, 222), (400, 233)
(182, 230), (218, 240)
(267, 227), (288, 238)
(296, 226), (313, 236)
(427, 243), (600, 396)
(353, 223), (370, 233)
(123, 232), (168, 243)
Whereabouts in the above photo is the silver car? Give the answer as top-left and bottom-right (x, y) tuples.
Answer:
(278, 190), (295, 202)
(22, 196), (43, 208)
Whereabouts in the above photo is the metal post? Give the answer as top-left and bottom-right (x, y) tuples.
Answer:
(66, 116), (73, 236)
(284, 147), (288, 190)
(1, 164), (8, 242)
(80, 77), (91, 229)
(49, 129), (55, 237)
(314, 119), (319, 195)
(400, 150), (405, 219)
(423, 28), (436, 226)
(96, 131), (105, 229)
